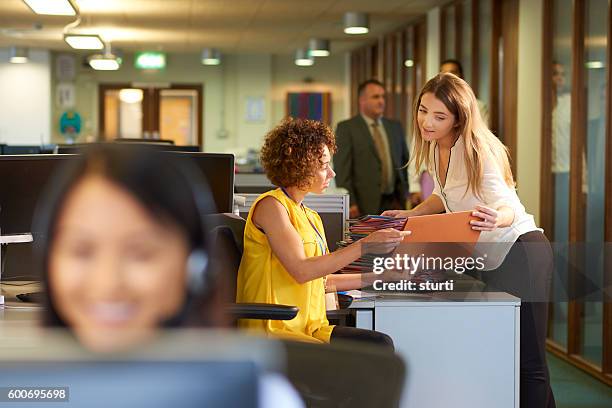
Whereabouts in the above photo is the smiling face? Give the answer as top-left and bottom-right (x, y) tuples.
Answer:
(309, 144), (335, 194)
(417, 92), (458, 143)
(48, 175), (190, 352)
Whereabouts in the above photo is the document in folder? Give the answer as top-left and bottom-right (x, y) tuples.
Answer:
(402, 211), (481, 243)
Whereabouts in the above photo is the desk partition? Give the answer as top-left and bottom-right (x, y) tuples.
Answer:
(237, 193), (349, 252)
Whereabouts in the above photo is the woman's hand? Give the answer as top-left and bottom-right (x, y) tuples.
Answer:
(470, 205), (501, 231)
(380, 209), (411, 218)
(360, 228), (411, 254)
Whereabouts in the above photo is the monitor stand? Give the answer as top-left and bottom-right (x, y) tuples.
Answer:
(0, 233), (34, 306)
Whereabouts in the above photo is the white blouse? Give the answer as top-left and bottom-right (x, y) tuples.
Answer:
(430, 135), (541, 270)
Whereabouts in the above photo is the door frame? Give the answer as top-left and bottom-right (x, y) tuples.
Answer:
(98, 83), (203, 147)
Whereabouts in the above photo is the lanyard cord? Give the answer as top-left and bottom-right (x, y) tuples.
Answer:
(280, 188), (328, 255)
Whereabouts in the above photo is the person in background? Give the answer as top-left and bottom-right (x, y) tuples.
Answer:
(440, 59), (489, 125)
(334, 79), (410, 218)
(551, 61), (571, 246)
(237, 118), (408, 347)
(383, 73), (556, 408)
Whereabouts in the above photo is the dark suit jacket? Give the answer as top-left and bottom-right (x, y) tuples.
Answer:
(334, 115), (409, 215)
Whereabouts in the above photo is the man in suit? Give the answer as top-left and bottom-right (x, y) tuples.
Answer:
(334, 79), (409, 218)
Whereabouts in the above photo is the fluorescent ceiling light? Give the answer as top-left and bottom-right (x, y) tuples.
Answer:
(9, 47), (29, 64)
(201, 48), (221, 65)
(309, 38), (330, 57)
(22, 0), (77, 16)
(404, 59), (414, 67)
(343, 12), (369, 35)
(89, 53), (120, 71)
(295, 49), (314, 66)
(64, 33), (105, 50)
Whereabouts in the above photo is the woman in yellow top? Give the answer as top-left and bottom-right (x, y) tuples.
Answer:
(236, 118), (408, 347)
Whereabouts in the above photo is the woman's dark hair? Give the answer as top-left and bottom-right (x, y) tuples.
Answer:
(34, 144), (222, 328)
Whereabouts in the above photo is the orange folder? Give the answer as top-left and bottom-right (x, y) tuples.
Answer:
(402, 210), (481, 243)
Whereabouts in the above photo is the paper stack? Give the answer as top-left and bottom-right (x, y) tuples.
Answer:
(335, 215), (407, 274)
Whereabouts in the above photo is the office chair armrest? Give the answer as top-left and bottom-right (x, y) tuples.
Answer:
(228, 303), (299, 320)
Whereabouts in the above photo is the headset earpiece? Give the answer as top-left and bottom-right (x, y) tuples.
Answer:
(186, 249), (209, 295)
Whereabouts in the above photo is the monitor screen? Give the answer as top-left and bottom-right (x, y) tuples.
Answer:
(0, 153), (234, 279)
(176, 152), (234, 214)
(0, 155), (73, 235)
(56, 144), (201, 154)
(0, 152), (234, 234)
(1, 145), (42, 155)
(1, 361), (258, 408)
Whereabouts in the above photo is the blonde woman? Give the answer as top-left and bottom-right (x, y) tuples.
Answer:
(384, 73), (555, 408)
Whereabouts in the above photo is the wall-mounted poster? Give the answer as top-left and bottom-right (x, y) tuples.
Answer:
(286, 92), (331, 124)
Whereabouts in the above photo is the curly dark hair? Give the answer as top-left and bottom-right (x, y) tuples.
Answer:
(260, 118), (337, 189)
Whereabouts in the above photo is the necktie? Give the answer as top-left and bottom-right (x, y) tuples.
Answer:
(371, 122), (392, 194)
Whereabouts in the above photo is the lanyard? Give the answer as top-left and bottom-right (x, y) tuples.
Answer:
(280, 188), (328, 255)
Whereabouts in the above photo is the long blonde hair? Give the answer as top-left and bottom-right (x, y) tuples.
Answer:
(410, 73), (514, 199)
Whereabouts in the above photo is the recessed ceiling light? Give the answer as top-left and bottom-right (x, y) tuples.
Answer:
(22, 0), (77, 16)
(404, 59), (414, 67)
(295, 49), (314, 66)
(201, 48), (221, 65)
(343, 12), (369, 35)
(9, 47), (29, 64)
(309, 38), (330, 57)
(64, 33), (105, 50)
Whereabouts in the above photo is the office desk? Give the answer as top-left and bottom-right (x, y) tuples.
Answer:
(351, 291), (520, 408)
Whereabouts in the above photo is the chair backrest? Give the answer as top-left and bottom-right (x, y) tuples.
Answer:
(206, 213), (247, 301)
(283, 339), (406, 408)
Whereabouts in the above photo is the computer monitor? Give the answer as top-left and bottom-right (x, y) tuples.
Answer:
(1, 361), (259, 408)
(0, 155), (73, 235)
(114, 137), (175, 145)
(0, 153), (233, 233)
(0, 152), (233, 279)
(177, 152), (235, 213)
(56, 143), (201, 154)
(1, 145), (42, 155)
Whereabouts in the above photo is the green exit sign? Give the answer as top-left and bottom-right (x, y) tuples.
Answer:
(135, 52), (166, 70)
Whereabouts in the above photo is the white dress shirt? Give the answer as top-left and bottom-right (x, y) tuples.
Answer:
(431, 135), (541, 270)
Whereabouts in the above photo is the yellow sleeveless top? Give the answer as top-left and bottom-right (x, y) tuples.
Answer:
(236, 188), (334, 343)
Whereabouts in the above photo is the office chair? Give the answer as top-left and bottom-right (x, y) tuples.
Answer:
(207, 214), (358, 323)
(283, 339), (406, 408)
(206, 214), (298, 321)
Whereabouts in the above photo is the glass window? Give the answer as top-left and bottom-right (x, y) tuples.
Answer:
(477, 0), (492, 106)
(461, 0), (473, 84)
(405, 27), (415, 136)
(579, 0), (607, 367)
(103, 89), (144, 140)
(159, 89), (198, 145)
(444, 5), (456, 59)
(549, 0), (574, 349)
